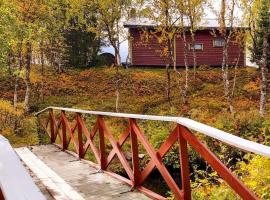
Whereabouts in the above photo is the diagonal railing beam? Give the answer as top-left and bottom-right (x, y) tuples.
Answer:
(131, 120), (184, 200)
(180, 126), (258, 200)
(98, 116), (133, 179)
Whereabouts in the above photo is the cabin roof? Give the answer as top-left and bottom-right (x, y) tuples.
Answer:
(124, 17), (247, 30)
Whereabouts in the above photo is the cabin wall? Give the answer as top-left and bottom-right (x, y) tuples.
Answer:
(130, 29), (167, 66)
(130, 28), (245, 67)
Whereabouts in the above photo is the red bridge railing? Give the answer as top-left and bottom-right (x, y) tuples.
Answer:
(36, 107), (270, 200)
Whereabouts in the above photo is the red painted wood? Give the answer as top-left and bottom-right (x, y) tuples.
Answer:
(56, 119), (63, 143)
(77, 114), (84, 158)
(50, 113), (63, 144)
(180, 126), (258, 200)
(139, 127), (178, 184)
(77, 117), (100, 162)
(129, 119), (140, 188)
(178, 125), (191, 200)
(131, 29), (167, 66)
(130, 28), (245, 66)
(49, 109), (55, 143)
(40, 116), (51, 138)
(97, 116), (106, 170)
(131, 122), (184, 200)
(61, 113), (79, 154)
(137, 186), (167, 200)
(61, 111), (67, 150)
(41, 109), (259, 200)
(106, 127), (130, 167)
(98, 116), (133, 180)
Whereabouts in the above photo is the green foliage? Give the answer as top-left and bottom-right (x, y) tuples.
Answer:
(237, 154), (270, 199)
(0, 99), (39, 146)
(0, 0), (18, 68)
(250, 0), (270, 65)
(192, 185), (239, 200)
(0, 99), (24, 134)
(64, 28), (101, 67)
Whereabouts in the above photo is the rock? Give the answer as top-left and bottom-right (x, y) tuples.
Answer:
(124, 152), (145, 160)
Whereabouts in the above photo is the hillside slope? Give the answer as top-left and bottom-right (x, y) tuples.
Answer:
(1, 65), (270, 199)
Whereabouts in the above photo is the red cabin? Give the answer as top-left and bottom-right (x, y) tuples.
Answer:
(124, 18), (246, 67)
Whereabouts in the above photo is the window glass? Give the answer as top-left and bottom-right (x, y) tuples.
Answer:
(189, 43), (203, 50)
(213, 39), (225, 47)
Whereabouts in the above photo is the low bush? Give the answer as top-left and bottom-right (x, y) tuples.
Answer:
(0, 99), (39, 146)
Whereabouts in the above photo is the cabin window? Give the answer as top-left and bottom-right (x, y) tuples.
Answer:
(189, 43), (203, 51)
(213, 39), (225, 47)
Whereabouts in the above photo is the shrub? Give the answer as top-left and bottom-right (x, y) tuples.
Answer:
(237, 154), (270, 199)
(0, 99), (39, 146)
(0, 99), (24, 135)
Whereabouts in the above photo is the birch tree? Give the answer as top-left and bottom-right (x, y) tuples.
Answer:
(140, 0), (182, 104)
(186, 0), (206, 79)
(74, 0), (131, 112)
(245, 0), (270, 116)
(217, 0), (243, 113)
(138, 0), (205, 105)
(15, 0), (48, 112)
(0, 0), (20, 110)
(88, 0), (131, 66)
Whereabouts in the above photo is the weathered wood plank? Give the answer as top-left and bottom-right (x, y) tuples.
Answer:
(17, 145), (150, 200)
(15, 147), (85, 200)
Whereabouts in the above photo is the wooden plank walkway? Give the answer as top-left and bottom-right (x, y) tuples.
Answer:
(15, 145), (150, 200)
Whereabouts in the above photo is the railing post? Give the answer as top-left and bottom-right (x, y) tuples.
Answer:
(129, 119), (140, 188)
(61, 111), (67, 150)
(178, 125), (191, 200)
(77, 113), (84, 158)
(98, 116), (106, 170)
(49, 109), (55, 143)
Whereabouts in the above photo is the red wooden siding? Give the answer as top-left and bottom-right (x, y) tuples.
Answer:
(130, 28), (245, 67)
(130, 29), (167, 66)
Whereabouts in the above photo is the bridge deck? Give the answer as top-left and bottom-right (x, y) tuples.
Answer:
(15, 145), (150, 200)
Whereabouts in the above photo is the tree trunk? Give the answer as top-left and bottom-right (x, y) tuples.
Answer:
(7, 53), (12, 76)
(14, 77), (18, 111)
(166, 64), (171, 105)
(222, 40), (233, 113)
(14, 43), (23, 110)
(230, 50), (241, 100)
(112, 47), (121, 112)
(40, 43), (45, 102)
(182, 29), (189, 105)
(115, 65), (120, 112)
(24, 42), (32, 113)
(190, 31), (197, 79)
(114, 48), (121, 66)
(18, 42), (23, 70)
(259, 33), (269, 117)
(56, 51), (64, 73)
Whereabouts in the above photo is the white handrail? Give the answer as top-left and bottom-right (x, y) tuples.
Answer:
(36, 106), (270, 159)
(0, 136), (45, 200)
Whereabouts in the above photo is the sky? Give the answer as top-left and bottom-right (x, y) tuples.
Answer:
(101, 41), (129, 62)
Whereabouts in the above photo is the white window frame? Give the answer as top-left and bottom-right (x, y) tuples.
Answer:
(213, 39), (225, 47)
(189, 43), (204, 51)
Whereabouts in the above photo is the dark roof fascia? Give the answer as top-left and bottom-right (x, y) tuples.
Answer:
(124, 24), (249, 30)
